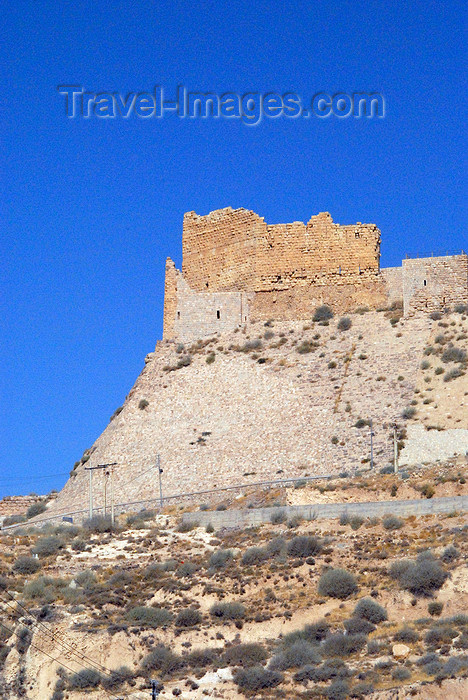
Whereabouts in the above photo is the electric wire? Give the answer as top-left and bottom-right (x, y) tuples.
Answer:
(0, 620), (125, 700)
(0, 592), (130, 697)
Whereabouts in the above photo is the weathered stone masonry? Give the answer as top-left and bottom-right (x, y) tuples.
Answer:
(163, 207), (467, 342)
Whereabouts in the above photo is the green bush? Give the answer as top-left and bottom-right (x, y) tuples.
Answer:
(82, 515), (115, 533)
(326, 680), (350, 700)
(222, 643), (267, 667)
(138, 399), (149, 409)
(391, 554), (447, 596)
(141, 645), (183, 676)
(234, 666), (283, 692)
(425, 625), (458, 646)
(441, 545), (459, 563)
(392, 667), (411, 681)
(343, 617), (375, 635)
(442, 346), (467, 363)
(186, 648), (219, 669)
(126, 606), (173, 627)
(283, 620), (329, 646)
(318, 568), (358, 600)
(293, 659), (351, 682)
(209, 548), (233, 569)
(26, 502), (47, 519)
(354, 597), (387, 623)
(313, 305), (334, 322)
(402, 406), (416, 419)
(269, 639), (321, 670)
(383, 515), (404, 530)
(69, 668), (101, 689)
(270, 509), (286, 524)
(12, 556), (41, 575)
(322, 633), (366, 657)
(210, 601), (245, 620)
(174, 608), (201, 628)
(242, 547), (267, 565)
(101, 666), (133, 690)
(32, 536), (63, 558)
(287, 535), (321, 558)
(428, 601), (443, 617)
(394, 626), (419, 643)
(337, 317), (352, 331)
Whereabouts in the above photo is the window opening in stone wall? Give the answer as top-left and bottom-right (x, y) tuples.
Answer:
(355, 230), (360, 238)
(424, 280), (427, 286)
(217, 310), (220, 319)
(177, 311), (180, 319)
(206, 282), (209, 288)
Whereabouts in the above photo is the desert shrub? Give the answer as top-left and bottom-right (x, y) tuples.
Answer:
(177, 354), (192, 367)
(270, 639), (321, 671)
(12, 556), (41, 575)
(108, 570), (133, 587)
(441, 545), (459, 563)
(287, 515), (303, 529)
(241, 339), (262, 352)
(186, 648), (219, 669)
(425, 624), (458, 646)
(215, 504), (227, 511)
(389, 559), (412, 580)
(444, 366), (465, 382)
(442, 346), (467, 363)
(428, 601), (443, 617)
(382, 515), (404, 530)
(326, 680), (350, 700)
(440, 655), (468, 678)
(343, 617), (375, 635)
(270, 508), (286, 524)
(16, 626), (32, 654)
(209, 548), (233, 569)
(69, 668), (101, 689)
(294, 658), (351, 682)
(138, 399), (149, 409)
(222, 643), (267, 667)
(101, 666), (133, 690)
(176, 520), (197, 532)
(354, 598), (387, 623)
(206, 351), (216, 364)
(318, 568), (358, 600)
(293, 478), (307, 489)
(455, 304), (468, 314)
(339, 512), (350, 526)
(266, 537), (286, 558)
(313, 305), (334, 322)
(210, 601), (245, 620)
(430, 311), (442, 320)
(82, 515), (114, 533)
(3, 514), (26, 526)
(32, 536), (63, 558)
(126, 509), (154, 525)
(75, 570), (97, 587)
(26, 502), (46, 519)
(392, 554), (447, 596)
(287, 535), (321, 558)
(380, 465), (394, 475)
(401, 406), (416, 419)
(419, 483), (435, 499)
(23, 576), (63, 602)
(350, 515), (364, 530)
(337, 317), (352, 331)
(392, 667), (411, 681)
(176, 561), (198, 578)
(141, 645), (183, 676)
(421, 359), (431, 370)
(71, 538), (86, 552)
(328, 360), (337, 369)
(264, 330), (275, 340)
(394, 626), (419, 643)
(242, 546), (267, 565)
(323, 633), (366, 657)
(234, 666), (283, 691)
(175, 608), (201, 628)
(354, 418), (369, 428)
(126, 606), (173, 627)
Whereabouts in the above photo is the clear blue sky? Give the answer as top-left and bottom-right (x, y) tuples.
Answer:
(1, 0), (466, 498)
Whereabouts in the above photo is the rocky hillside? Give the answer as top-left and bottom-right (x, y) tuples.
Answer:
(41, 307), (468, 522)
(0, 466), (467, 699)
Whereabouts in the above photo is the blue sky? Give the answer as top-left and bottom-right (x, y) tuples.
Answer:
(1, 0), (466, 497)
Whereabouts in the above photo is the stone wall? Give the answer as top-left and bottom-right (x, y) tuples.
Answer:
(402, 254), (468, 315)
(164, 207), (387, 340)
(381, 266), (403, 306)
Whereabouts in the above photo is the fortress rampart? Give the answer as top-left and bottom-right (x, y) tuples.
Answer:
(163, 207), (467, 342)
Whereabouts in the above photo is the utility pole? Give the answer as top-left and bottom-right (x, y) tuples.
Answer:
(151, 679), (162, 698)
(157, 454), (163, 508)
(392, 424), (399, 474)
(84, 463), (117, 521)
(369, 419), (375, 470)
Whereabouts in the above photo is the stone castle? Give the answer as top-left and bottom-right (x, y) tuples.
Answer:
(163, 207), (467, 342)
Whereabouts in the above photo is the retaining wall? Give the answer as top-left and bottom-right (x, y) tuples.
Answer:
(182, 495), (467, 528)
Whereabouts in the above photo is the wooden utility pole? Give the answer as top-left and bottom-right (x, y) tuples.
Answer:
(393, 424), (399, 473)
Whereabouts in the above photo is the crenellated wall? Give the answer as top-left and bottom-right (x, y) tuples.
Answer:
(162, 207), (467, 342)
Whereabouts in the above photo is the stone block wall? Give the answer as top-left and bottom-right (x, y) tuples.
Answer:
(381, 266), (403, 306)
(402, 254), (468, 315)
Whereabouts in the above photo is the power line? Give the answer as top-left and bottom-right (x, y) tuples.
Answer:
(0, 472), (70, 485)
(0, 592), (129, 696)
(0, 620), (124, 700)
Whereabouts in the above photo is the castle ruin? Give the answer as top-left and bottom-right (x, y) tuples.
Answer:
(163, 207), (467, 342)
